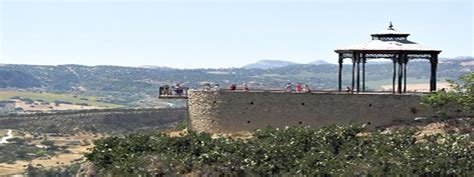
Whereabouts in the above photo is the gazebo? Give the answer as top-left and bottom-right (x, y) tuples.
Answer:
(334, 22), (442, 94)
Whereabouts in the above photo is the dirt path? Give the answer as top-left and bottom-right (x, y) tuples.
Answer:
(0, 130), (13, 144)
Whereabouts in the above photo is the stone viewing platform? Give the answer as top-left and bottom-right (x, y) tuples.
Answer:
(187, 90), (435, 134)
(180, 23), (444, 134)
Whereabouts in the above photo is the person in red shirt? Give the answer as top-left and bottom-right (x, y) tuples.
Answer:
(295, 83), (303, 93)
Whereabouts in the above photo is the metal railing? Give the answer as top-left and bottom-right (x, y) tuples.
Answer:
(197, 88), (430, 95)
(158, 86), (431, 99)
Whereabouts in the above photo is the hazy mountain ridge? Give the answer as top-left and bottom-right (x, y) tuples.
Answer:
(308, 60), (330, 65)
(243, 60), (299, 69)
(243, 59), (331, 69)
(0, 57), (472, 105)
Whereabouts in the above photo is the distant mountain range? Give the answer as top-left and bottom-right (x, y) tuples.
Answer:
(0, 57), (472, 106)
(243, 59), (330, 69)
(243, 60), (299, 69)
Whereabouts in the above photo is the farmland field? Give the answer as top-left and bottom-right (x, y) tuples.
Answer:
(0, 90), (124, 109)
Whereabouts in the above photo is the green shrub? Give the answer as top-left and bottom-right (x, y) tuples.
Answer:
(174, 120), (187, 131)
(85, 124), (473, 176)
(422, 73), (474, 118)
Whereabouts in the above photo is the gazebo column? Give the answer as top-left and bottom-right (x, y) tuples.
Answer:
(338, 53), (343, 92)
(351, 54), (355, 93)
(398, 55), (403, 94)
(403, 55), (408, 93)
(392, 57), (397, 94)
(362, 54), (366, 92)
(356, 53), (360, 93)
(430, 54), (438, 92)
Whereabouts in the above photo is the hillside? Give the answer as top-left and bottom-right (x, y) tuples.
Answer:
(0, 108), (187, 176)
(0, 57), (472, 106)
(0, 108), (186, 134)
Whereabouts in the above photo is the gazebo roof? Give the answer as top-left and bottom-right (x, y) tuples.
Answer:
(370, 22), (410, 36)
(371, 28), (410, 36)
(335, 40), (440, 52)
(335, 23), (441, 53)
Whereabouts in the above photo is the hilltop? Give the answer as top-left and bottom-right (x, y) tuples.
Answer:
(0, 57), (472, 106)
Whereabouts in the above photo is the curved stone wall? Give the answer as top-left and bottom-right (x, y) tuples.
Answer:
(188, 91), (434, 133)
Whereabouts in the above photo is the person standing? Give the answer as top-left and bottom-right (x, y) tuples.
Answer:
(230, 84), (237, 91)
(243, 83), (249, 91)
(175, 84), (183, 96)
(202, 83), (211, 91)
(295, 83), (303, 93)
(303, 84), (311, 93)
(285, 83), (292, 92)
(345, 87), (352, 93)
(213, 84), (220, 91)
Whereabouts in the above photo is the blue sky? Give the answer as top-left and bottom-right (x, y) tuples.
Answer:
(1, 0), (472, 68)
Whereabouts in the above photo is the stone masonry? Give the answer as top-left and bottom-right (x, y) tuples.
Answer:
(188, 91), (434, 134)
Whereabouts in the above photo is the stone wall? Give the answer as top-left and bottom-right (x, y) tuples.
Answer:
(188, 91), (434, 134)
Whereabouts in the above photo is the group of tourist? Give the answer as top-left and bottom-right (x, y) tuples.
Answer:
(285, 83), (311, 93)
(201, 82), (314, 93)
(229, 83), (249, 91)
(162, 82), (316, 95)
(202, 83), (223, 91)
(201, 83), (252, 91)
(161, 84), (184, 96)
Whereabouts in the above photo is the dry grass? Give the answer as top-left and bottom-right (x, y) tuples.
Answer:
(14, 100), (103, 112)
(0, 90), (123, 108)
(381, 82), (452, 92)
(0, 131), (105, 176)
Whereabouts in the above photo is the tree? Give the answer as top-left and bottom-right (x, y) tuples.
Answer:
(422, 73), (473, 118)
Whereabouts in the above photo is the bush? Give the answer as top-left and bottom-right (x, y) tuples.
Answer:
(24, 163), (81, 177)
(85, 124), (473, 176)
(422, 73), (474, 118)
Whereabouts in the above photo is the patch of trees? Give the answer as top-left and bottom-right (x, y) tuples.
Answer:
(0, 140), (63, 164)
(24, 163), (81, 177)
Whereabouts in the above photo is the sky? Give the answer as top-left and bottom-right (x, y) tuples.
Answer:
(0, 0), (472, 69)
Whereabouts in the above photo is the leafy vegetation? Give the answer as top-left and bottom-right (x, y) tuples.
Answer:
(422, 72), (474, 118)
(0, 139), (64, 164)
(24, 163), (81, 177)
(85, 124), (473, 176)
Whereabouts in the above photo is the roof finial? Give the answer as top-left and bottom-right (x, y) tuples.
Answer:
(388, 21), (394, 30)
